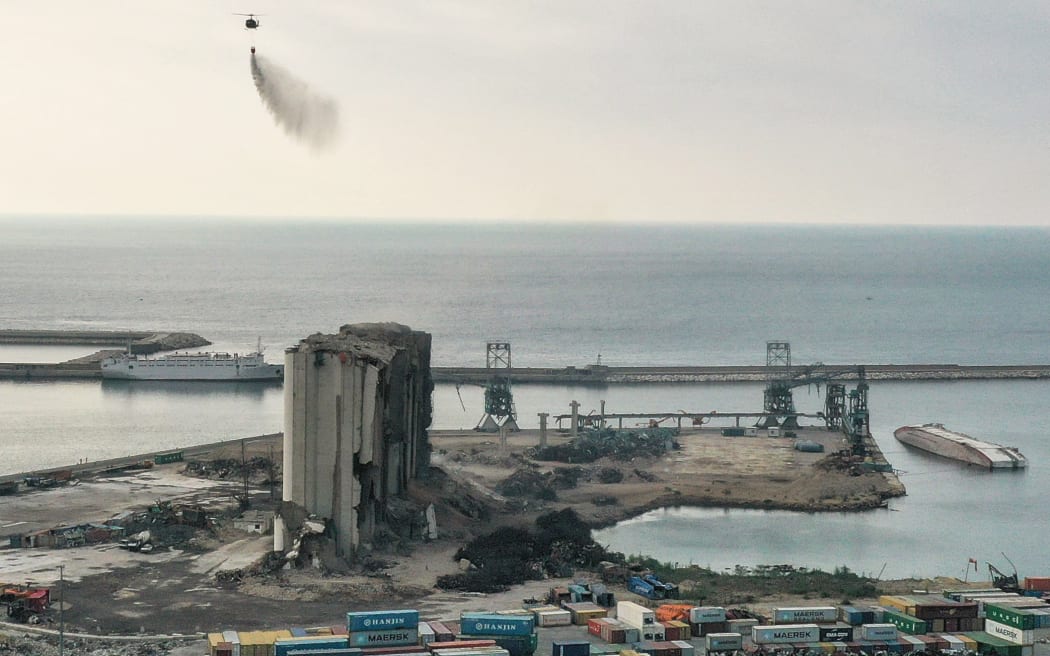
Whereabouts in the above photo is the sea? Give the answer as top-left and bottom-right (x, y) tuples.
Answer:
(2, 216), (1050, 579)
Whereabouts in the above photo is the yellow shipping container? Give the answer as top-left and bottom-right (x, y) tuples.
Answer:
(958, 635), (978, 651)
(878, 596), (912, 614)
(669, 620), (691, 640)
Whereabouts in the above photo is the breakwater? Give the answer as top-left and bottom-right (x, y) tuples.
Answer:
(0, 330), (209, 353)
(432, 363), (1050, 384)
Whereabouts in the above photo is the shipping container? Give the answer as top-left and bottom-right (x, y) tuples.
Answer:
(427, 623), (456, 643)
(722, 428), (746, 437)
(489, 633), (539, 656)
(347, 610), (420, 633)
(859, 624), (898, 641)
(725, 618), (758, 634)
(688, 607), (726, 624)
(773, 606), (838, 624)
(428, 640), (498, 651)
(984, 619), (1038, 645)
(418, 623), (435, 646)
(561, 603), (607, 625)
(551, 641), (589, 656)
(751, 624), (820, 645)
(274, 637), (349, 656)
(986, 603), (1040, 630)
(705, 633), (743, 651)
(617, 601), (655, 628)
(838, 606), (876, 626)
(667, 620), (690, 640)
(460, 614), (534, 637)
(347, 629), (419, 648)
(154, 450), (184, 464)
(694, 621), (727, 637)
(1024, 577), (1050, 592)
(535, 610), (572, 627)
(670, 640), (692, 656)
(818, 624), (853, 642)
(656, 604), (693, 623)
(881, 608), (928, 635)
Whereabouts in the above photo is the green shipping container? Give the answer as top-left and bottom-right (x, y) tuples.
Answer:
(881, 609), (929, 635)
(154, 451), (184, 464)
(985, 604), (1038, 631)
(962, 631), (1025, 656)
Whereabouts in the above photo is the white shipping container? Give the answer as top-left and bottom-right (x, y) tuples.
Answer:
(705, 633), (744, 651)
(751, 624), (820, 645)
(418, 622), (435, 645)
(860, 624), (898, 641)
(536, 610), (572, 627)
(672, 640), (694, 656)
(945, 635), (968, 650)
(984, 619), (1037, 645)
(222, 631), (241, 656)
(726, 619), (759, 633)
(773, 606), (838, 624)
(617, 601), (655, 627)
(689, 607), (727, 624)
(637, 624), (665, 641)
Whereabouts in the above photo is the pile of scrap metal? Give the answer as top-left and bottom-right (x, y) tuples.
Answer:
(13, 523), (126, 549)
(1, 584), (50, 623)
(526, 426), (680, 464)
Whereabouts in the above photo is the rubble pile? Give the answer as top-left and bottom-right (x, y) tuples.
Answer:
(184, 456), (277, 484)
(435, 509), (617, 593)
(526, 427), (679, 463)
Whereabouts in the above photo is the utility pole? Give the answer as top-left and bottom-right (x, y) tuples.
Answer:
(58, 564), (64, 656)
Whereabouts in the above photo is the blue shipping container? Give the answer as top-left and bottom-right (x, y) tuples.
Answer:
(552, 641), (590, 656)
(346, 610), (420, 632)
(460, 614), (535, 637)
(275, 638), (350, 656)
(288, 650), (362, 656)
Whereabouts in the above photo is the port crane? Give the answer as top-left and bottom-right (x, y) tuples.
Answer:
(760, 342), (871, 456)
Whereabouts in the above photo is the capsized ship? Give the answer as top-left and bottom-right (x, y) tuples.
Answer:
(893, 423), (1027, 470)
(101, 348), (283, 381)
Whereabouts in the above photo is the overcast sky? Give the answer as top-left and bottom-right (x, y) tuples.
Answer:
(4, 2), (1048, 225)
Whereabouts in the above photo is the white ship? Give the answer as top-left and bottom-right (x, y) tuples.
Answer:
(894, 423), (1027, 470)
(100, 346), (283, 382)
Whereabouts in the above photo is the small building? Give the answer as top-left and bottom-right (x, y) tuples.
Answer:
(233, 510), (274, 534)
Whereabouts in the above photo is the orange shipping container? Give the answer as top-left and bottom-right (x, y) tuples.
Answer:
(656, 605), (694, 623)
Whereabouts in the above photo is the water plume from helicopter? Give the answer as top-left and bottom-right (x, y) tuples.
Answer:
(250, 53), (339, 151)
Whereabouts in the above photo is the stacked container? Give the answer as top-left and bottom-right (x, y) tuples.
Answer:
(561, 602), (608, 626)
(688, 606), (727, 637)
(751, 624), (820, 645)
(587, 617), (640, 644)
(460, 613), (537, 656)
(346, 610), (420, 649)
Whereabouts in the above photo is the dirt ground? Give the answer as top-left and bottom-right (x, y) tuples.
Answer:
(0, 425), (920, 643)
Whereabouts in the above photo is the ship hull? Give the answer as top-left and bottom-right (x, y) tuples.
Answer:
(101, 352), (283, 382)
(893, 424), (1026, 470)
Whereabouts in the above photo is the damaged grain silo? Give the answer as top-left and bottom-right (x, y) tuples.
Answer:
(275, 323), (433, 563)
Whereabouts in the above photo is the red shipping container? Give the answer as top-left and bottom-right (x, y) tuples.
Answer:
(1025, 577), (1050, 592)
(429, 640), (496, 651)
(587, 618), (605, 638)
(661, 623), (682, 641)
(426, 622), (455, 643)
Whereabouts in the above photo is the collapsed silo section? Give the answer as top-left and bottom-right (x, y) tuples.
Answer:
(276, 322), (433, 563)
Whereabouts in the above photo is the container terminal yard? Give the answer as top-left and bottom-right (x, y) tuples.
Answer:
(0, 330), (1040, 656)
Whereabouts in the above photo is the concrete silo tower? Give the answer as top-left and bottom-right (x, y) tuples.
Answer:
(276, 323), (433, 562)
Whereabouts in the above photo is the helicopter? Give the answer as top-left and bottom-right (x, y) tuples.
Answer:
(234, 13), (262, 30)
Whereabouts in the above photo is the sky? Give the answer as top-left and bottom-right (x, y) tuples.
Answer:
(3, 2), (1049, 225)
